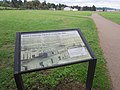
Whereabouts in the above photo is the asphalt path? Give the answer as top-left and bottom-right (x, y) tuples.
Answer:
(91, 13), (120, 90)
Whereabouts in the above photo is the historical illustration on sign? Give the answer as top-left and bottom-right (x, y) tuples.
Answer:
(21, 30), (92, 71)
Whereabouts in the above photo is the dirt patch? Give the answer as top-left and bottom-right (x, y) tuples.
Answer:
(2, 44), (14, 48)
(31, 82), (52, 90)
(56, 78), (86, 90)
(39, 70), (52, 76)
(30, 78), (86, 90)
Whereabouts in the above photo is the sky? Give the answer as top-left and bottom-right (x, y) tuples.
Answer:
(39, 0), (120, 9)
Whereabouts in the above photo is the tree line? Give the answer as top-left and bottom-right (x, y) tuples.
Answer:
(0, 0), (96, 11)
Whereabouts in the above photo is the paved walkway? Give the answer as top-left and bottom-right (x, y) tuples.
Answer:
(91, 13), (120, 90)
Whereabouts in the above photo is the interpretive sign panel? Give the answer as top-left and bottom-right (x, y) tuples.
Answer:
(14, 29), (96, 90)
(20, 30), (92, 72)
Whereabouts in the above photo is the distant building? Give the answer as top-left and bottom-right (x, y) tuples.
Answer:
(96, 9), (103, 12)
(73, 8), (78, 11)
(96, 8), (104, 12)
(49, 8), (55, 11)
(116, 9), (120, 12)
(107, 10), (116, 12)
(64, 7), (72, 11)
(80, 7), (83, 11)
(96, 7), (118, 12)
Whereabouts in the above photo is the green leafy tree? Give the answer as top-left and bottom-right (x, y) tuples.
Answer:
(18, 0), (22, 6)
(42, 0), (46, 6)
(32, 0), (40, 9)
(41, 0), (48, 9)
(11, 0), (19, 8)
(47, 2), (51, 8)
(92, 5), (96, 11)
(24, 0), (27, 4)
(51, 3), (55, 8)
(25, 1), (33, 9)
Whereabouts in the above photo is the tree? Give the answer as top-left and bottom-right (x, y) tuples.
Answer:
(41, 0), (48, 9)
(51, 3), (55, 8)
(38, 2), (42, 9)
(83, 6), (96, 11)
(18, 0), (22, 6)
(57, 3), (66, 10)
(24, 0), (27, 4)
(83, 6), (89, 11)
(42, 0), (46, 6)
(11, 0), (19, 8)
(25, 1), (32, 9)
(32, 0), (40, 9)
(73, 5), (81, 11)
(3, 0), (7, 3)
(92, 5), (96, 11)
(103, 8), (106, 12)
(47, 2), (51, 8)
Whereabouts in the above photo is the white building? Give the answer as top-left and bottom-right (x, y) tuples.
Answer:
(96, 9), (103, 12)
(107, 10), (116, 12)
(73, 8), (78, 11)
(64, 7), (72, 11)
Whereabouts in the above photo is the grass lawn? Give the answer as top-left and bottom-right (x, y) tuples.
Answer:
(0, 10), (110, 90)
(99, 12), (120, 24)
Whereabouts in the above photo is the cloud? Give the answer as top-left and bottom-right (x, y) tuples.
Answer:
(40, 0), (120, 9)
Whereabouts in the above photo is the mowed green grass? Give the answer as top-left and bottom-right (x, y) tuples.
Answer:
(0, 10), (109, 90)
(99, 12), (120, 24)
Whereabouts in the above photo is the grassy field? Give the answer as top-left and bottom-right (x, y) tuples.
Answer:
(0, 10), (110, 90)
(99, 12), (120, 24)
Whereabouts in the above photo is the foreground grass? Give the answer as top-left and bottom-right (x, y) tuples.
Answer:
(0, 10), (109, 90)
(99, 12), (120, 24)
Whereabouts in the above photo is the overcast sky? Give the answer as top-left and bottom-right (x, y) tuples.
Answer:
(39, 0), (120, 9)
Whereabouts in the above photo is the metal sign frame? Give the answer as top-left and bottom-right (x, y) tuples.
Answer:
(14, 28), (97, 90)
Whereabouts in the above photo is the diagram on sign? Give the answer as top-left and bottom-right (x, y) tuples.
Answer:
(21, 30), (92, 71)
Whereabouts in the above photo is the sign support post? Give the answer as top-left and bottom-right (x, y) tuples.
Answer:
(86, 60), (97, 90)
(14, 74), (24, 90)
